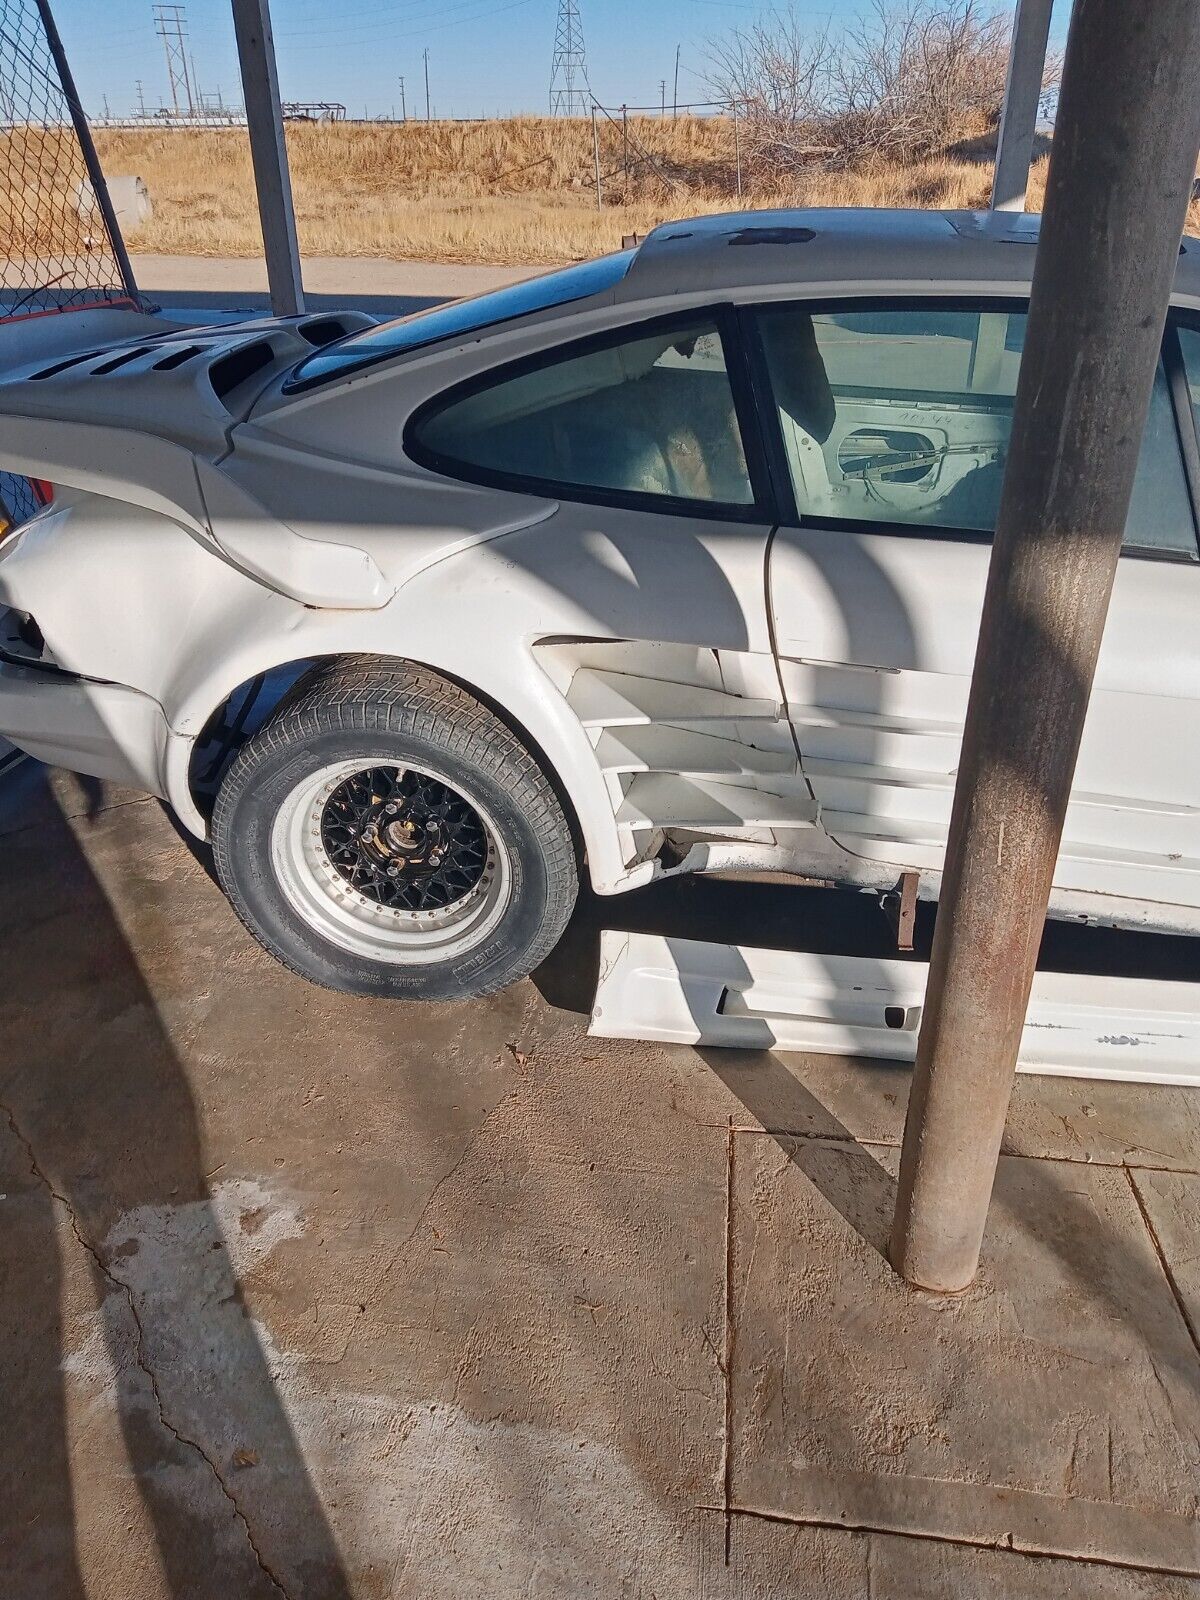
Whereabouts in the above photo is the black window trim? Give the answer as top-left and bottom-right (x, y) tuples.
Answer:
(282, 248), (637, 396)
(1164, 312), (1200, 543)
(403, 303), (779, 526)
(747, 293), (1200, 565)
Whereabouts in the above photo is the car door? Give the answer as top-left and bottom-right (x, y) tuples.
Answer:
(405, 307), (804, 861)
(759, 297), (1200, 916)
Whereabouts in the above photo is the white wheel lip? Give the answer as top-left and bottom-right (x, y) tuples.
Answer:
(270, 756), (512, 966)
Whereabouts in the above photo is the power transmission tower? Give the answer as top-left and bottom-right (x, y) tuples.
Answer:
(549, 0), (589, 116)
(153, 3), (195, 118)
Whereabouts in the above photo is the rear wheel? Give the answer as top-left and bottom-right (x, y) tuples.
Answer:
(211, 661), (578, 999)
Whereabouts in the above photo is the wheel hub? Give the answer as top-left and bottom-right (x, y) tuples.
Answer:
(319, 766), (488, 912)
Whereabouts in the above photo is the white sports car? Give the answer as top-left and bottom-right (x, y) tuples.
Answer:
(2, 207), (1200, 1000)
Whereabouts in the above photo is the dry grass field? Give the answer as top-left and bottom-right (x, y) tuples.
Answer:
(87, 116), (1069, 266)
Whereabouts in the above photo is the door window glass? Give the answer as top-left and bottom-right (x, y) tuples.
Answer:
(410, 318), (754, 507)
(758, 305), (1197, 557)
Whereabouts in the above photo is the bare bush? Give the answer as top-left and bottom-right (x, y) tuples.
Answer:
(709, 0), (1019, 181)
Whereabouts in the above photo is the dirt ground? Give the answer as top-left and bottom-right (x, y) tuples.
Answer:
(3, 763), (1200, 1598)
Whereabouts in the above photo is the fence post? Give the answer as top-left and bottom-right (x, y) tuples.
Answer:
(231, 0), (305, 316)
(34, 0), (140, 306)
(991, 0), (1054, 211)
(591, 106), (602, 209)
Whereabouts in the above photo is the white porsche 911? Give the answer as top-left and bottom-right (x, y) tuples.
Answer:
(2, 207), (1199, 1000)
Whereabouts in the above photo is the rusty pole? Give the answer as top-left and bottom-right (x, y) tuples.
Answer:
(890, 0), (1200, 1294)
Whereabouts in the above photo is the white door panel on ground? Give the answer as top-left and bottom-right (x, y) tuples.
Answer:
(590, 931), (1200, 1086)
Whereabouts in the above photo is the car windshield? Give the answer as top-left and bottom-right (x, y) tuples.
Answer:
(285, 249), (637, 392)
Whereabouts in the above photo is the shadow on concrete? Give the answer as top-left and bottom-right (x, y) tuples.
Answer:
(534, 868), (1200, 1268)
(0, 781), (351, 1599)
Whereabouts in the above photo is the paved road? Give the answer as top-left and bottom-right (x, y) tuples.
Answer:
(130, 253), (545, 321)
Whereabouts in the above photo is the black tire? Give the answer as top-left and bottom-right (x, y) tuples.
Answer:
(211, 659), (578, 1000)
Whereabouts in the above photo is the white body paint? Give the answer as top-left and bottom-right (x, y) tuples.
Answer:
(2, 209), (1200, 933)
(590, 931), (1200, 1086)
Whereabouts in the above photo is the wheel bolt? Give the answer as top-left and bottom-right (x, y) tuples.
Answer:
(385, 803), (398, 815)
(425, 820), (438, 833)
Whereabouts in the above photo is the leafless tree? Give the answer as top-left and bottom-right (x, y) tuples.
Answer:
(708, 0), (1023, 180)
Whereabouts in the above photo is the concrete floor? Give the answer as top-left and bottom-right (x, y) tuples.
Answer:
(3, 765), (1200, 1598)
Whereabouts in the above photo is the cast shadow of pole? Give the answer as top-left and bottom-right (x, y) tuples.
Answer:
(0, 777), (352, 1599)
(535, 872), (910, 1261)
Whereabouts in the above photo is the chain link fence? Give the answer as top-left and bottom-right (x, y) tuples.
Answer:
(1, 0), (132, 317)
(0, 471), (40, 529)
(1, 0), (138, 531)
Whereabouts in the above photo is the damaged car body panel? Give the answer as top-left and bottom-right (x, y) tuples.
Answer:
(2, 208), (1200, 1000)
(589, 931), (1200, 1085)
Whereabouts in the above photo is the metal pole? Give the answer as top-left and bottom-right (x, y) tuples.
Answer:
(991, 0), (1054, 211)
(231, 0), (305, 316)
(673, 44), (680, 119)
(181, 38), (196, 116)
(399, 76), (406, 121)
(424, 50), (431, 121)
(591, 105), (602, 209)
(733, 103), (742, 199)
(891, 0), (1200, 1294)
(34, 0), (140, 306)
(622, 104), (628, 186)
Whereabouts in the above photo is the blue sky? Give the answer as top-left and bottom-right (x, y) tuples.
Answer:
(55, 0), (1073, 123)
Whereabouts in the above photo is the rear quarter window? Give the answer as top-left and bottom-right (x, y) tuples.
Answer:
(285, 250), (636, 393)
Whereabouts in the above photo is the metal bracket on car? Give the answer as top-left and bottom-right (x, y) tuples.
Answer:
(589, 931), (1200, 1086)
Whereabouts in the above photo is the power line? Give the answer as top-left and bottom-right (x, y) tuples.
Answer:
(275, 0), (536, 50)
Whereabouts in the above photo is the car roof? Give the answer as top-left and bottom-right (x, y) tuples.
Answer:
(615, 206), (1200, 304)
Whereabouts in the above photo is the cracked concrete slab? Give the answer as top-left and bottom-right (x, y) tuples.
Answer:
(3, 768), (1200, 1597)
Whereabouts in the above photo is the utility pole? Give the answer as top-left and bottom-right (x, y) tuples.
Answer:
(672, 43), (680, 119)
(890, 0), (1200, 1294)
(991, 0), (1055, 211)
(231, 0), (305, 315)
(398, 75), (406, 121)
(153, 3), (195, 118)
(424, 49), (430, 121)
(135, 78), (146, 116)
(659, 78), (666, 116)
